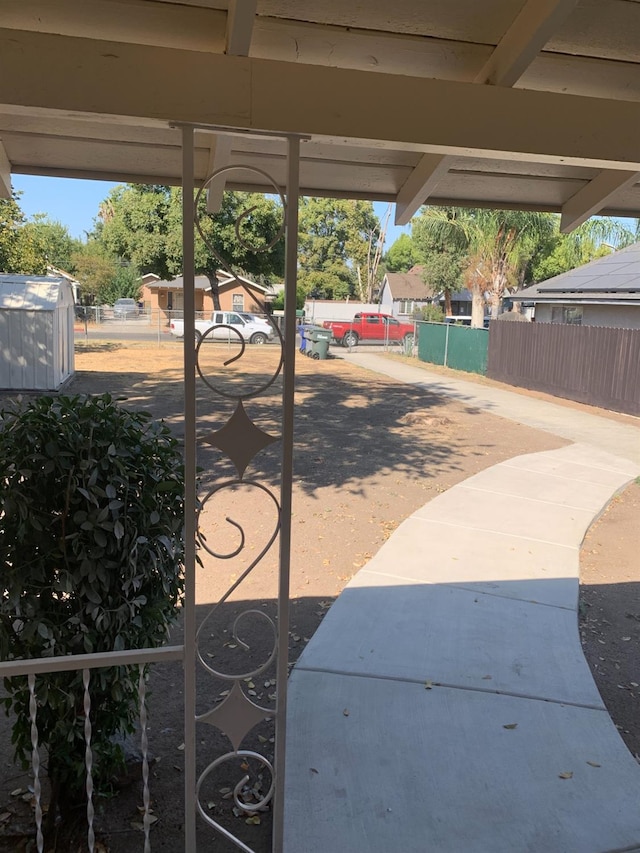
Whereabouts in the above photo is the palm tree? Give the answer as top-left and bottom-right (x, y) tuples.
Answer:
(417, 208), (556, 326)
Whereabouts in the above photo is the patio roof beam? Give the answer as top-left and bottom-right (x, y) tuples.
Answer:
(225, 0), (258, 57)
(2, 0), (227, 53)
(394, 0), (579, 225)
(560, 169), (640, 233)
(0, 139), (11, 198)
(5, 31), (640, 171)
(205, 0), (258, 213)
(205, 134), (233, 213)
(475, 0), (579, 87)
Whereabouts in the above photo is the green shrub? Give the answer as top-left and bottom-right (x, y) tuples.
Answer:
(0, 394), (185, 829)
(415, 303), (444, 322)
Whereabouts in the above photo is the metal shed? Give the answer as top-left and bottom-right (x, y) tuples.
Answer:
(0, 274), (75, 391)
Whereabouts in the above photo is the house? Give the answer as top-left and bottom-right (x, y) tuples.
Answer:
(378, 272), (438, 317)
(0, 274), (75, 390)
(46, 265), (80, 304)
(511, 244), (640, 329)
(140, 271), (276, 319)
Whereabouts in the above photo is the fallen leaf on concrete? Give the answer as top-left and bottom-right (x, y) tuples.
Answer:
(503, 723), (518, 730)
(558, 771), (573, 779)
(586, 761), (601, 768)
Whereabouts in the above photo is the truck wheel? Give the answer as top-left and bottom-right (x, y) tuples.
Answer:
(343, 331), (358, 348)
(250, 332), (267, 345)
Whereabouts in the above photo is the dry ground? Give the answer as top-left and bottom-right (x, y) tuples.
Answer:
(0, 341), (637, 852)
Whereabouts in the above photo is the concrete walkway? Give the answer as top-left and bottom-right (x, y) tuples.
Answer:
(283, 356), (640, 852)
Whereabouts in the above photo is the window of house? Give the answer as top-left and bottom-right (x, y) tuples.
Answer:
(232, 293), (244, 311)
(551, 305), (583, 325)
(563, 306), (583, 325)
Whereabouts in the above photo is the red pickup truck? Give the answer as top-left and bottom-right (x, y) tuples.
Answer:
(322, 312), (415, 348)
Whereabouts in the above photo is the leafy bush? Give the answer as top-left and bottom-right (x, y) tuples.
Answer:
(415, 303), (444, 322)
(0, 394), (185, 828)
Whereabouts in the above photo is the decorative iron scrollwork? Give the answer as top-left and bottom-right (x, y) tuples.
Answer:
(192, 165), (287, 848)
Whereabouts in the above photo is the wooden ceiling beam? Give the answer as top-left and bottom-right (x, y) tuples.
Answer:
(395, 0), (580, 225)
(205, 1), (258, 212)
(476, 0), (579, 87)
(1, 0), (226, 53)
(226, 0), (258, 57)
(4, 30), (640, 171)
(0, 140), (11, 198)
(560, 169), (640, 232)
(205, 134), (233, 213)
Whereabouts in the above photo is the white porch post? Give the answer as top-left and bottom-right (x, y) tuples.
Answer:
(181, 125), (198, 851)
(272, 135), (300, 850)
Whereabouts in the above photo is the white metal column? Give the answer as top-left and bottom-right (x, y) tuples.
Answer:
(179, 124), (302, 852)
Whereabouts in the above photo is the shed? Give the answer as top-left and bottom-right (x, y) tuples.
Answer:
(0, 274), (75, 391)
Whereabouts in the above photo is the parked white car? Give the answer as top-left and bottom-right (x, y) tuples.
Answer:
(169, 311), (275, 344)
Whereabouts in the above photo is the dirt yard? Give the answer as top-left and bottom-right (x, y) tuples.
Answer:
(0, 340), (637, 852)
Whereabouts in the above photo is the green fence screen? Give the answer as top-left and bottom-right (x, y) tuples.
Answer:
(417, 322), (488, 375)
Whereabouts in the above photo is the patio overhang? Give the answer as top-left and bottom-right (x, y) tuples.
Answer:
(2, 0), (640, 226)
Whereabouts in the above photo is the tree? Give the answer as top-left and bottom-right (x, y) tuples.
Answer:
(415, 207), (556, 325)
(0, 394), (185, 841)
(271, 286), (306, 311)
(384, 233), (420, 272)
(98, 185), (285, 309)
(20, 214), (81, 272)
(0, 193), (45, 274)
(297, 198), (381, 300)
(412, 210), (467, 315)
(71, 242), (120, 304)
(528, 217), (634, 282)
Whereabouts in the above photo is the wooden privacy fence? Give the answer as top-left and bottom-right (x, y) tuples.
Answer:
(487, 322), (640, 416)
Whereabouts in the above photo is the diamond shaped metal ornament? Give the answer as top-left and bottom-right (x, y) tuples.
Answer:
(203, 400), (278, 478)
(197, 681), (272, 751)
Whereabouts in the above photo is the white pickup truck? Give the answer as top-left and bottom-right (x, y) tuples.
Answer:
(169, 311), (275, 344)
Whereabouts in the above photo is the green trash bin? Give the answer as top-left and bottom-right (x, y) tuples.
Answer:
(307, 326), (332, 360)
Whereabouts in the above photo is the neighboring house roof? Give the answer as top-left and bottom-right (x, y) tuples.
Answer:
(147, 272), (271, 294)
(513, 243), (640, 305)
(0, 275), (70, 310)
(383, 273), (436, 300)
(47, 264), (79, 284)
(449, 289), (473, 303)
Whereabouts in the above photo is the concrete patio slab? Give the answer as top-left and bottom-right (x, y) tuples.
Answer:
(295, 574), (605, 707)
(284, 671), (640, 853)
(284, 379), (640, 852)
(459, 462), (628, 512)
(365, 519), (578, 608)
(500, 451), (639, 489)
(411, 486), (595, 546)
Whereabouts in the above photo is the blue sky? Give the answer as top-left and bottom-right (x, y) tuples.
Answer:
(12, 175), (120, 241)
(11, 175), (411, 249)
